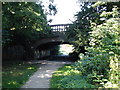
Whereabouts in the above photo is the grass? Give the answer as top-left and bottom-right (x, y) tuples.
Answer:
(2, 61), (39, 88)
(50, 64), (95, 88)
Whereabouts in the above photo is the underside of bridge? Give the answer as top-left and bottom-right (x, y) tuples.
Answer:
(34, 40), (72, 60)
(37, 41), (70, 50)
(32, 24), (73, 60)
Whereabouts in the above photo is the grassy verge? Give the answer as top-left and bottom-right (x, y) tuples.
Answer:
(50, 64), (95, 88)
(2, 61), (39, 88)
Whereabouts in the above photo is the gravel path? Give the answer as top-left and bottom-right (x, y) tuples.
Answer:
(21, 60), (73, 88)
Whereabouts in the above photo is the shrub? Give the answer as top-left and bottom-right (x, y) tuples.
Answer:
(74, 6), (120, 88)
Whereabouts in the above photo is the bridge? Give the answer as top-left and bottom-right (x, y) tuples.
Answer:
(33, 24), (72, 48)
(31, 24), (72, 60)
(50, 24), (71, 32)
(3, 24), (73, 60)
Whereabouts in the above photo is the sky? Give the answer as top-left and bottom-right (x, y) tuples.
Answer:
(43, 0), (81, 25)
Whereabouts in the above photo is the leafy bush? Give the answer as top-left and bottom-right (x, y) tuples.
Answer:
(74, 6), (120, 88)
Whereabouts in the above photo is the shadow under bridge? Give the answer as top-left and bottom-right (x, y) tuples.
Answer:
(33, 24), (72, 60)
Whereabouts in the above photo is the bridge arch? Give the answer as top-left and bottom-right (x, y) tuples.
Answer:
(30, 24), (72, 60)
(34, 42), (74, 60)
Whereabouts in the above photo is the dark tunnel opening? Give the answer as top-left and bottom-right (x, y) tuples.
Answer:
(34, 42), (74, 61)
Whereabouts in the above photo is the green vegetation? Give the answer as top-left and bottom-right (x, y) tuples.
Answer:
(2, 62), (39, 88)
(70, 1), (120, 88)
(2, 1), (120, 89)
(2, 2), (57, 47)
(2, 2), (49, 46)
(50, 64), (95, 88)
(2, 1), (57, 60)
(51, 1), (120, 88)
(67, 1), (120, 54)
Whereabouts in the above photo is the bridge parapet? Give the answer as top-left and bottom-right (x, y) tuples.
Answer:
(49, 24), (72, 42)
(50, 24), (71, 32)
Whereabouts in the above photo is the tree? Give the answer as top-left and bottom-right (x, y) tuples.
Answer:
(2, 2), (56, 60)
(67, 1), (120, 54)
(2, 2), (52, 47)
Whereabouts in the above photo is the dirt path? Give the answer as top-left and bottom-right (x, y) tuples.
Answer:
(21, 60), (73, 88)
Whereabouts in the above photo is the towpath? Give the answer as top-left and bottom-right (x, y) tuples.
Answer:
(21, 60), (73, 88)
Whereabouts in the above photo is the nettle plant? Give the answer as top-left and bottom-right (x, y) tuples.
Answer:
(75, 6), (120, 88)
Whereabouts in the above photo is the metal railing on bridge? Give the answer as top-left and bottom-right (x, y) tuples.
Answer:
(50, 24), (71, 32)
